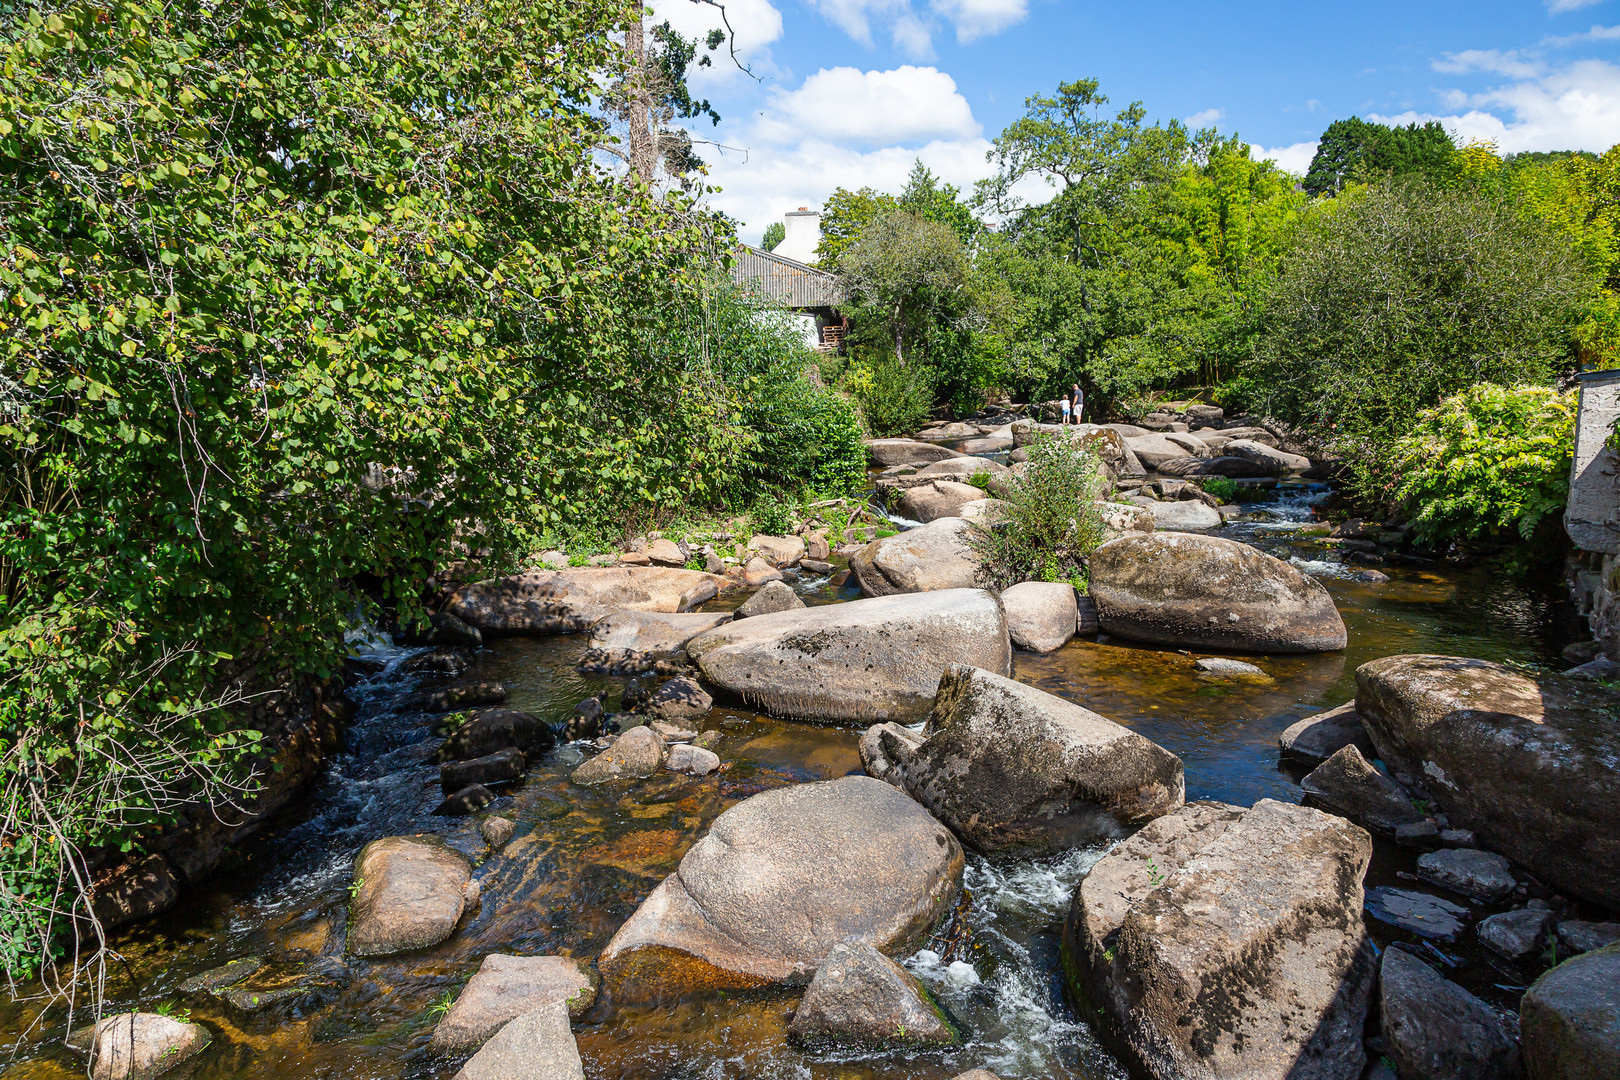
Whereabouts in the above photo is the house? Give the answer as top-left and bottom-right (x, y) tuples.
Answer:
(730, 208), (849, 353)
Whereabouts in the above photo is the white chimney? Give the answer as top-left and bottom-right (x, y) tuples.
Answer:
(775, 207), (821, 264)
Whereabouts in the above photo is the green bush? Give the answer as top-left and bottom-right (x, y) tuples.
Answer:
(749, 494), (795, 537)
(847, 353), (935, 437)
(1390, 384), (1575, 544)
(1199, 477), (1239, 503)
(970, 435), (1108, 589)
(967, 471), (994, 491)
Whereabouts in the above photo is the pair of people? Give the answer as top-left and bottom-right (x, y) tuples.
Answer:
(1059, 382), (1084, 424)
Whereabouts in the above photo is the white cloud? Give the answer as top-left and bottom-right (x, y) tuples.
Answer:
(755, 66), (981, 145)
(931, 0), (1028, 42)
(1184, 107), (1225, 129)
(1250, 140), (1320, 176)
(701, 136), (997, 237)
(1545, 22), (1620, 45)
(804, 0), (1025, 57)
(647, 0), (784, 86)
(1374, 57), (1620, 153)
(1546, 0), (1607, 12)
(1432, 49), (1544, 79)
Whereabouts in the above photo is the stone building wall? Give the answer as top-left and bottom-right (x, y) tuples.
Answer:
(1565, 369), (1620, 661)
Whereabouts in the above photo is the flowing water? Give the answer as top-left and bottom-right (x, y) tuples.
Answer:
(0, 487), (1582, 1080)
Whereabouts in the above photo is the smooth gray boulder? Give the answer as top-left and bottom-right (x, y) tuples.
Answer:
(571, 725), (665, 784)
(875, 457), (1010, 495)
(1063, 799), (1375, 1080)
(898, 480), (990, 523)
(849, 517), (980, 596)
(347, 837), (471, 957)
(1193, 656), (1266, 676)
(1300, 745), (1423, 835)
(598, 777), (963, 999)
(1557, 921), (1620, 954)
(1279, 702), (1376, 767)
(1145, 499), (1223, 531)
(450, 1002), (583, 1080)
(875, 665), (1183, 853)
(445, 567), (727, 634)
(430, 954), (597, 1054)
(787, 941), (960, 1050)
(1224, 438), (1312, 473)
(584, 610), (732, 663)
(687, 589), (1011, 724)
(1157, 454), (1277, 479)
(437, 709), (555, 762)
(87, 1013), (211, 1080)
(747, 534), (806, 569)
(665, 743), (720, 776)
(1355, 654), (1620, 908)
(999, 581), (1077, 653)
(734, 580), (804, 618)
(1521, 942), (1620, 1080)
(858, 721), (923, 788)
(643, 676), (712, 720)
(1380, 947), (1521, 1080)
(1089, 533), (1348, 653)
(1479, 908), (1552, 961)
(1417, 848), (1516, 902)
(866, 438), (964, 467)
(1124, 434), (1193, 469)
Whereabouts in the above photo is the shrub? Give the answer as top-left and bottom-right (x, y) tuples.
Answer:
(1390, 384), (1575, 544)
(1199, 477), (1239, 503)
(967, 471), (994, 491)
(749, 494), (795, 537)
(970, 435), (1109, 589)
(848, 353), (935, 437)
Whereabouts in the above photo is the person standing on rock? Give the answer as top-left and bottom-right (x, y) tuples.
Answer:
(1060, 395), (1072, 425)
(1072, 382), (1084, 423)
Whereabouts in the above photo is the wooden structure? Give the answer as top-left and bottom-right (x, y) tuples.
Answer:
(730, 245), (849, 353)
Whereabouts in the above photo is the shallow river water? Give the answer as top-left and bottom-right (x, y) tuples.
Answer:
(0, 488), (1583, 1080)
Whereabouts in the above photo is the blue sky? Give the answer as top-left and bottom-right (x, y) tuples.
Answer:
(647, 0), (1620, 240)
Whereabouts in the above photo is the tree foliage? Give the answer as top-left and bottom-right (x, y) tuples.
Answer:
(761, 221), (785, 251)
(1246, 180), (1591, 492)
(1303, 117), (1457, 196)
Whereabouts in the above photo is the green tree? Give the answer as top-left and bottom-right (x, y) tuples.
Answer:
(0, 0), (740, 983)
(839, 211), (972, 368)
(1247, 180), (1592, 493)
(816, 186), (899, 268)
(761, 221), (785, 251)
(1303, 117), (1456, 196)
(899, 161), (977, 246)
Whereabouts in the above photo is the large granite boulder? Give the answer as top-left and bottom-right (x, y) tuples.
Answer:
(867, 438), (964, 467)
(347, 837), (471, 957)
(430, 954), (598, 1054)
(87, 1013), (211, 1080)
(450, 1001), (583, 1080)
(1144, 499), (1222, 531)
(1354, 655), (1620, 909)
(875, 457), (1009, 495)
(1521, 942), (1620, 1080)
(747, 534), (806, 569)
(687, 589), (1011, 724)
(598, 777), (964, 999)
(584, 611), (732, 665)
(571, 725), (665, 784)
(787, 941), (960, 1050)
(1300, 745), (1423, 835)
(898, 480), (990, 523)
(1124, 434), (1193, 470)
(1224, 438), (1311, 474)
(1157, 455), (1277, 479)
(1088, 533), (1348, 653)
(1063, 799), (1375, 1080)
(1380, 946), (1521, 1080)
(734, 579), (804, 618)
(999, 581), (1077, 653)
(445, 567), (728, 634)
(870, 665), (1183, 853)
(437, 709), (556, 763)
(850, 517), (980, 596)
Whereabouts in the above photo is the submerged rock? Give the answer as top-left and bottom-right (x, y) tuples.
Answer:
(1380, 947), (1521, 1080)
(430, 954), (597, 1054)
(598, 776), (963, 999)
(787, 941), (960, 1050)
(480, 816), (517, 849)
(1088, 532), (1347, 653)
(849, 517), (980, 596)
(686, 589), (1011, 724)
(437, 709), (556, 763)
(999, 581), (1077, 654)
(178, 957), (262, 995)
(1300, 745), (1423, 835)
(1520, 942), (1620, 1080)
(434, 784), (496, 816)
(1278, 702), (1376, 767)
(440, 748), (525, 793)
(1063, 799), (1375, 1080)
(735, 580), (804, 618)
(1354, 654), (1620, 909)
(450, 1002), (583, 1080)
(1417, 848), (1516, 902)
(347, 836), (471, 957)
(879, 665), (1183, 853)
(87, 1013), (211, 1080)
(445, 567), (727, 634)
(1192, 656), (1266, 676)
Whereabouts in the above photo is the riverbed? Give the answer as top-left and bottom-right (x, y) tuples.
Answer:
(0, 493), (1581, 1080)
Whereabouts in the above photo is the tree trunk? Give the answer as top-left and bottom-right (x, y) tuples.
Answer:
(625, 11), (655, 184)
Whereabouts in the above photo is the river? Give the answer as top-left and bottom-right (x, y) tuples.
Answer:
(0, 484), (1581, 1080)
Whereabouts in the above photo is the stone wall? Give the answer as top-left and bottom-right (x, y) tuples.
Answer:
(1565, 370), (1620, 661)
